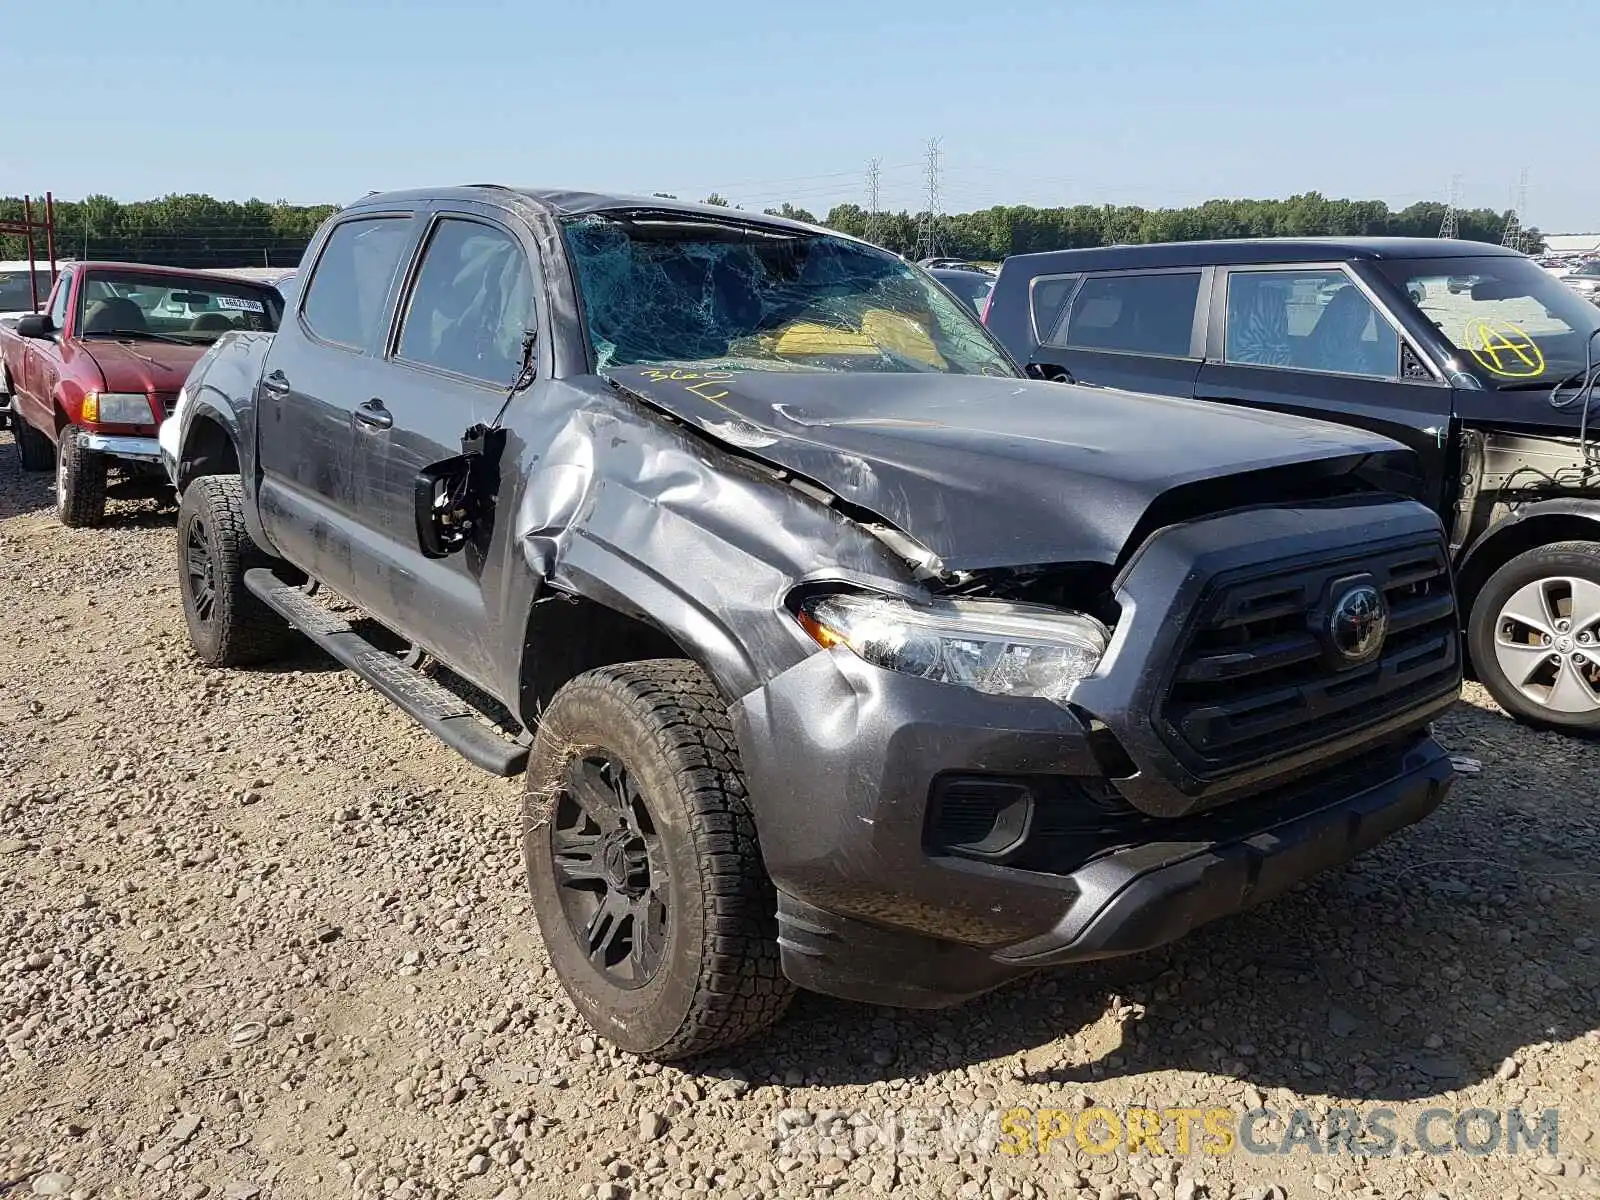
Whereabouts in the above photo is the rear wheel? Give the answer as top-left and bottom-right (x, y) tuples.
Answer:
(13, 415), (54, 472)
(523, 660), (793, 1059)
(177, 474), (298, 666)
(55, 426), (107, 527)
(1469, 540), (1600, 732)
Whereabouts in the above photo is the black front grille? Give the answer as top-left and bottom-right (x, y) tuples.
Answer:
(1160, 537), (1459, 772)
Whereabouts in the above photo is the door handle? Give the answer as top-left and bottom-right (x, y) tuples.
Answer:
(354, 398), (393, 430)
(260, 369), (291, 395)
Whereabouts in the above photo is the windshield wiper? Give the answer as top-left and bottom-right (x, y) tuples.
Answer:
(83, 328), (194, 346)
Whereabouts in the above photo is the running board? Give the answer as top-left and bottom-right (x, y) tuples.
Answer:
(244, 569), (529, 777)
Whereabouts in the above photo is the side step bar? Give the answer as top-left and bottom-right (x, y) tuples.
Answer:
(244, 568), (529, 777)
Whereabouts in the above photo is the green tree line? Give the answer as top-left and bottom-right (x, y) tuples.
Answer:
(0, 194), (337, 268)
(768, 192), (1543, 258)
(0, 189), (1539, 271)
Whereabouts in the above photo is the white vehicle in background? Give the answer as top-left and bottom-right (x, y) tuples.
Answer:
(1564, 259), (1600, 304)
(0, 261), (57, 323)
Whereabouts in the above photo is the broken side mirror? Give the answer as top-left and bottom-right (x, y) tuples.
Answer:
(413, 424), (507, 559)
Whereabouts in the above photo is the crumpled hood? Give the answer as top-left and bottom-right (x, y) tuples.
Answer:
(78, 340), (202, 394)
(606, 366), (1409, 570)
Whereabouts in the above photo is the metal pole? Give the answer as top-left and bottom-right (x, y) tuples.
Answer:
(23, 195), (37, 310)
(45, 192), (56, 281)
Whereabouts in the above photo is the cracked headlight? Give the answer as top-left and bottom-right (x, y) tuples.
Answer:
(82, 392), (154, 424)
(795, 591), (1108, 703)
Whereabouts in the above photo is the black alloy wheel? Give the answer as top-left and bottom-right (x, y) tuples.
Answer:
(549, 752), (671, 989)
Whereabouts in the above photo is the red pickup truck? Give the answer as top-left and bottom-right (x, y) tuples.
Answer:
(1, 262), (282, 526)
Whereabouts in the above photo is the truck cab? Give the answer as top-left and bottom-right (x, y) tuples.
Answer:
(985, 237), (1600, 732)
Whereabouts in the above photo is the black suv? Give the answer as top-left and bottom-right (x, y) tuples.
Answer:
(166, 192), (1459, 1058)
(986, 237), (1600, 732)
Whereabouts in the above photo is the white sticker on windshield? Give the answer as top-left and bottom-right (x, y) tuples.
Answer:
(217, 295), (265, 313)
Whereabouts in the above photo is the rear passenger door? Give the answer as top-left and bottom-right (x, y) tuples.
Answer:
(1193, 265), (1455, 510)
(348, 206), (539, 688)
(1026, 267), (1209, 397)
(257, 212), (419, 597)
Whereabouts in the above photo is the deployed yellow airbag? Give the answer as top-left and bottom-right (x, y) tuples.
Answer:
(765, 309), (947, 369)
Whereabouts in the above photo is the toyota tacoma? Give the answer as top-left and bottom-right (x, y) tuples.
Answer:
(165, 187), (1461, 1058)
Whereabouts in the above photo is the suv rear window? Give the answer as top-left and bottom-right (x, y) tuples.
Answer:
(1048, 272), (1201, 357)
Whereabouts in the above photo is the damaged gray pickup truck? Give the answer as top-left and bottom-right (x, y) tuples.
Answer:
(166, 187), (1462, 1059)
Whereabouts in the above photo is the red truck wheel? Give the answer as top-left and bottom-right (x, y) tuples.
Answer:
(55, 427), (107, 527)
(12, 416), (54, 472)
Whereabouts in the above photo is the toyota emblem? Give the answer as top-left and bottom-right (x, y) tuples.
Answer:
(1329, 583), (1388, 664)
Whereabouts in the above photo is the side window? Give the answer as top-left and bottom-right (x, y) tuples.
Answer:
(1051, 272), (1201, 357)
(1225, 269), (1401, 379)
(1029, 274), (1081, 343)
(48, 272), (72, 330)
(301, 217), (413, 349)
(395, 218), (533, 386)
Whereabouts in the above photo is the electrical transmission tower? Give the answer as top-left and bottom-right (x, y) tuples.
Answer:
(915, 138), (944, 261)
(1438, 174), (1462, 239)
(1501, 168), (1529, 251)
(864, 157), (882, 246)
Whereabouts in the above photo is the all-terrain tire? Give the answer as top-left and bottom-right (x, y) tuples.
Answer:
(55, 426), (107, 527)
(13, 413), (55, 472)
(524, 660), (794, 1059)
(1469, 540), (1600, 733)
(177, 474), (298, 667)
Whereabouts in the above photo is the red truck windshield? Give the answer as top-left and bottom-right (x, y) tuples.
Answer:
(75, 270), (281, 344)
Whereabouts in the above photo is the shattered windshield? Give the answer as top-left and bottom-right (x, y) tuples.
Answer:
(561, 213), (1017, 377)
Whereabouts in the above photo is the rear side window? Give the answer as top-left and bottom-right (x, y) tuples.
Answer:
(301, 216), (412, 349)
(1029, 274), (1081, 343)
(1050, 272), (1201, 357)
(1225, 269), (1400, 379)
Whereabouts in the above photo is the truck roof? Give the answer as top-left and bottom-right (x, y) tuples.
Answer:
(345, 185), (826, 235)
(999, 236), (1525, 274)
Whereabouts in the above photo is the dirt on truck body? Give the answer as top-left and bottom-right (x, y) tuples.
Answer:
(163, 187), (1462, 1059)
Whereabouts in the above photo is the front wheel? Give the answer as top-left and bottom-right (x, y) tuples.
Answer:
(523, 660), (793, 1059)
(1469, 540), (1600, 732)
(55, 426), (107, 527)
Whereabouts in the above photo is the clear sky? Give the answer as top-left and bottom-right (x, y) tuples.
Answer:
(4, 0), (1596, 230)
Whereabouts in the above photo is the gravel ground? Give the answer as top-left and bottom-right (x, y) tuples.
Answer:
(1, 431), (1597, 1200)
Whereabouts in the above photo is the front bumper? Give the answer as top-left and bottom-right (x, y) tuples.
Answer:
(761, 726), (1452, 1007)
(79, 432), (163, 465)
(732, 496), (1461, 1008)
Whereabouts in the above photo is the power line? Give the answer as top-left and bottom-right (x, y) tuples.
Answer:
(1439, 174), (1462, 239)
(915, 138), (944, 261)
(1502, 168), (1529, 251)
(864, 158), (882, 246)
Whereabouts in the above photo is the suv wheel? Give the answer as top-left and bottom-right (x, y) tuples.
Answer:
(55, 426), (107, 527)
(13, 415), (55, 472)
(177, 474), (298, 666)
(524, 660), (793, 1059)
(1470, 540), (1600, 730)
